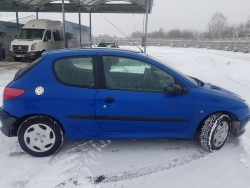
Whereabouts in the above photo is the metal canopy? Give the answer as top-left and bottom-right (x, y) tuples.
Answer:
(0, 0), (153, 52)
(0, 0), (154, 13)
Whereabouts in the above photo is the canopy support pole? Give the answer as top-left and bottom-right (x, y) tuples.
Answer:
(89, 13), (92, 46)
(79, 6), (82, 47)
(144, 0), (149, 53)
(62, 0), (67, 48)
(15, 4), (19, 35)
(36, 10), (39, 19)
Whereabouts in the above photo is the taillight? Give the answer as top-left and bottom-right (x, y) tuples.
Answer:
(3, 88), (25, 100)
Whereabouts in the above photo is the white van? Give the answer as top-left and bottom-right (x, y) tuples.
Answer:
(9, 19), (64, 61)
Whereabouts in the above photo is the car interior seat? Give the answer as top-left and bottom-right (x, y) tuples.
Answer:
(104, 57), (117, 88)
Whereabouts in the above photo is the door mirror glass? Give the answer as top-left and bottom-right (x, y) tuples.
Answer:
(164, 85), (182, 95)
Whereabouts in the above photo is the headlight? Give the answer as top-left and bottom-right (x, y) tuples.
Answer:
(31, 43), (37, 50)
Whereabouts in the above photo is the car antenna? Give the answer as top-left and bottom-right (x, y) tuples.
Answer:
(100, 13), (144, 53)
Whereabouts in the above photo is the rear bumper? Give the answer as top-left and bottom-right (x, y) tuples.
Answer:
(9, 50), (41, 60)
(0, 107), (18, 137)
(231, 115), (250, 136)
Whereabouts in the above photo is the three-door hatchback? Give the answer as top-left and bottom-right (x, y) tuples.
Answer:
(1, 48), (250, 157)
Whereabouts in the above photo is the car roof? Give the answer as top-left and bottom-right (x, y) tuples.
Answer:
(99, 41), (116, 43)
(44, 47), (145, 57)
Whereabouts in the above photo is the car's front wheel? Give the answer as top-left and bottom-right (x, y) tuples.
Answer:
(18, 116), (64, 157)
(199, 113), (231, 151)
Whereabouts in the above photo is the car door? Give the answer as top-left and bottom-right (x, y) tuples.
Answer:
(53, 55), (98, 138)
(95, 55), (196, 133)
(43, 29), (55, 50)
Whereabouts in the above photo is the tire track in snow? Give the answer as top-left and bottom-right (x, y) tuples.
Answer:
(48, 140), (111, 164)
(89, 149), (209, 184)
(46, 140), (111, 188)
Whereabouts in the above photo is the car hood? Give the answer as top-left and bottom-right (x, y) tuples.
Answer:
(11, 39), (41, 45)
(202, 83), (244, 101)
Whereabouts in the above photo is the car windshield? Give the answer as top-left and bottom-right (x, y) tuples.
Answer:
(19, 29), (45, 40)
(148, 55), (200, 87)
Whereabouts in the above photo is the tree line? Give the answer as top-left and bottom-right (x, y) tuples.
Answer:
(128, 12), (250, 39)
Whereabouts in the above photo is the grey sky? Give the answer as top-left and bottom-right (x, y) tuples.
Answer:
(1, 0), (250, 37)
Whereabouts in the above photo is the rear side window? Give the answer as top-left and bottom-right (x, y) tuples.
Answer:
(54, 57), (95, 87)
(14, 57), (42, 81)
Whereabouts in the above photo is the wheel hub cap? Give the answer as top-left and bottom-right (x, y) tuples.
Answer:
(24, 124), (56, 152)
(213, 121), (229, 147)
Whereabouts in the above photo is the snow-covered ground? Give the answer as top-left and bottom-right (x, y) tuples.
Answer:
(0, 47), (250, 188)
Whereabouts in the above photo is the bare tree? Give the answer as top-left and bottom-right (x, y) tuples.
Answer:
(130, 31), (143, 38)
(207, 11), (228, 39)
(235, 23), (246, 38)
(245, 16), (250, 38)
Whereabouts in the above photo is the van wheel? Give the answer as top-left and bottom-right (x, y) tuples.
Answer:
(13, 57), (22, 61)
(18, 116), (64, 157)
(199, 113), (230, 151)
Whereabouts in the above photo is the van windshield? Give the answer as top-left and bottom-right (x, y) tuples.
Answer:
(19, 29), (45, 40)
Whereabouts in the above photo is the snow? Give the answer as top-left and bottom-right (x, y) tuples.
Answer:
(0, 47), (250, 187)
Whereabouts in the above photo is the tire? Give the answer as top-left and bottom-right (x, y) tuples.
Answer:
(13, 57), (22, 61)
(18, 116), (64, 157)
(199, 113), (231, 151)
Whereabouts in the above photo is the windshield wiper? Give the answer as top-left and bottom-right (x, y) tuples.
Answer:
(189, 76), (204, 87)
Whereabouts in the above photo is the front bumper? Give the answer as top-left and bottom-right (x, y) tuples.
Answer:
(9, 50), (41, 60)
(0, 107), (18, 137)
(231, 115), (250, 136)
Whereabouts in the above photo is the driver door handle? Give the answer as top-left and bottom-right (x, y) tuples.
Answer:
(104, 97), (115, 103)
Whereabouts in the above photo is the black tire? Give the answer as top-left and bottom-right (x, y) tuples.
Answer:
(13, 57), (22, 61)
(18, 116), (64, 157)
(199, 113), (231, 151)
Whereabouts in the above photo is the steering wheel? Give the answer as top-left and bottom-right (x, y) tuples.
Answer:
(138, 68), (159, 90)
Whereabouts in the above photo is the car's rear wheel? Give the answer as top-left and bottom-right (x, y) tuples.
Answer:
(18, 116), (64, 157)
(199, 113), (230, 151)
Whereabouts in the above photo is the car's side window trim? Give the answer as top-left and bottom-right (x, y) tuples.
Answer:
(97, 55), (106, 89)
(52, 55), (98, 89)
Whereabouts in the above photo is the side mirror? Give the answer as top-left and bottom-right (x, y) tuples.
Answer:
(164, 85), (183, 95)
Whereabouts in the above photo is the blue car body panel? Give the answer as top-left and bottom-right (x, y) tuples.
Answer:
(1, 48), (250, 140)
(95, 89), (195, 133)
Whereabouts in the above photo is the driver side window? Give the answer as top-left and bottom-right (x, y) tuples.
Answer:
(45, 30), (51, 40)
(102, 56), (176, 93)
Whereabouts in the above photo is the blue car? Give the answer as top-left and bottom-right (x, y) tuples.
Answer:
(0, 48), (250, 157)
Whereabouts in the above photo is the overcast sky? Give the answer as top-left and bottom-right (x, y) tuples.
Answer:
(1, 0), (250, 37)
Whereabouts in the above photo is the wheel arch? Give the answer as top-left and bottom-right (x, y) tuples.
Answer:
(195, 111), (238, 133)
(11, 114), (65, 137)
